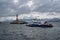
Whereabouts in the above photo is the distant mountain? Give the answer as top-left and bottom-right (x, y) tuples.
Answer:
(2, 20), (14, 23)
(49, 18), (60, 22)
(1, 18), (60, 23)
(43, 18), (60, 22)
(22, 18), (60, 22)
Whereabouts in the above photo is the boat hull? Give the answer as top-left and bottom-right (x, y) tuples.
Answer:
(26, 24), (53, 28)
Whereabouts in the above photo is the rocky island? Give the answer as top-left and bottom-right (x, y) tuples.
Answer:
(10, 14), (27, 24)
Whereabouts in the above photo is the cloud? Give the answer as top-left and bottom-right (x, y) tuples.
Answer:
(0, 0), (60, 20)
(0, 0), (31, 17)
(32, 0), (60, 12)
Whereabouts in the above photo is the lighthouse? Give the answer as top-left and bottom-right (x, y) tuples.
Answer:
(10, 14), (27, 24)
(16, 14), (18, 23)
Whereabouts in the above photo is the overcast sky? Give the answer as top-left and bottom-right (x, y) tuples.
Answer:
(0, 0), (60, 21)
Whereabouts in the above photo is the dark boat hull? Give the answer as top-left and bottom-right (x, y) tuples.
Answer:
(26, 24), (53, 28)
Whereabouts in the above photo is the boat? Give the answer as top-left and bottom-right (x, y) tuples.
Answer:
(10, 14), (27, 24)
(26, 19), (53, 27)
(26, 24), (53, 27)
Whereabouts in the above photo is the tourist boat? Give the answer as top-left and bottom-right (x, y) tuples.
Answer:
(26, 23), (53, 27)
(26, 19), (53, 27)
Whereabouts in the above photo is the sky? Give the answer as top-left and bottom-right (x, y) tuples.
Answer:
(0, 0), (60, 21)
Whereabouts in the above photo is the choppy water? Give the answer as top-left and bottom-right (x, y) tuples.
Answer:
(0, 22), (60, 40)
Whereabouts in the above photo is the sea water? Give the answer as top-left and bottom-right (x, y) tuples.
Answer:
(0, 22), (60, 40)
